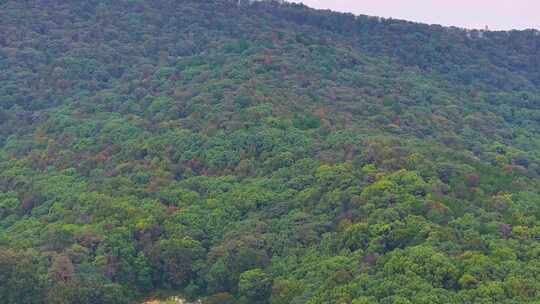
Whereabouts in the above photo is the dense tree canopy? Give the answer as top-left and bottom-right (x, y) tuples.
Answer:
(1, 0), (540, 303)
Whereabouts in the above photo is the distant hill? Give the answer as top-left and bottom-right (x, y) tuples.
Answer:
(1, 1), (540, 303)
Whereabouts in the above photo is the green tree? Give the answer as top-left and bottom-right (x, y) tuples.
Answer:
(150, 237), (205, 288)
(239, 269), (272, 304)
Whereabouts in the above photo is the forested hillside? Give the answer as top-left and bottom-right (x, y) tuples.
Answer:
(1, 1), (540, 303)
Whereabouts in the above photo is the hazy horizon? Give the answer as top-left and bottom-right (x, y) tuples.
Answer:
(290, 0), (540, 30)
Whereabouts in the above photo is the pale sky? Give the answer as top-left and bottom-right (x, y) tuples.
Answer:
(290, 1), (540, 30)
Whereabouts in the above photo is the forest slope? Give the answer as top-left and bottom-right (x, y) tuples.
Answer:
(1, 1), (540, 303)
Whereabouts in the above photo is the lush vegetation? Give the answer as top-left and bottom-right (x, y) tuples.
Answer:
(1, 0), (540, 303)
